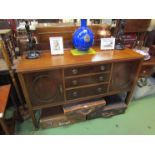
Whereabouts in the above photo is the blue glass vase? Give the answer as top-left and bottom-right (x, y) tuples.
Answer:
(73, 19), (94, 51)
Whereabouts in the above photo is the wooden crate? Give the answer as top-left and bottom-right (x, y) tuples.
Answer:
(99, 95), (127, 118)
(64, 99), (106, 120)
(40, 106), (81, 129)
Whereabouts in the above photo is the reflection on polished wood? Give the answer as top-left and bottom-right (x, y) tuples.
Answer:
(0, 84), (11, 118)
(16, 47), (143, 73)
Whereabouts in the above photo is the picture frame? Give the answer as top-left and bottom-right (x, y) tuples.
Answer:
(49, 37), (64, 55)
(100, 37), (115, 50)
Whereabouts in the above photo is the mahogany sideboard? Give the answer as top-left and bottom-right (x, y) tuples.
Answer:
(16, 47), (143, 128)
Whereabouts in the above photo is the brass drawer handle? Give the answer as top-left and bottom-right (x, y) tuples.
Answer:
(99, 76), (104, 81)
(100, 65), (105, 71)
(72, 69), (78, 75)
(72, 91), (78, 97)
(97, 87), (102, 93)
(72, 80), (78, 86)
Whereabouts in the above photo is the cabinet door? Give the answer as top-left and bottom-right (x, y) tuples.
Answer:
(110, 60), (139, 92)
(23, 69), (64, 107)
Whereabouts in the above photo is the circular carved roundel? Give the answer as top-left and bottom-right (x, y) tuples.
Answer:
(32, 75), (59, 102)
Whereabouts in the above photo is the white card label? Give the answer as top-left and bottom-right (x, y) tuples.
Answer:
(49, 37), (64, 55)
(101, 37), (115, 50)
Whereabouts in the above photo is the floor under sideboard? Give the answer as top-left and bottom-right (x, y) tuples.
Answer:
(15, 95), (155, 135)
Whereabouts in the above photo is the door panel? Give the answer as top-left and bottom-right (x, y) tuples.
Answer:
(23, 69), (64, 107)
(110, 60), (139, 91)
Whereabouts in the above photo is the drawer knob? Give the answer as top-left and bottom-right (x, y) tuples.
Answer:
(99, 76), (104, 81)
(72, 91), (78, 97)
(100, 65), (105, 71)
(72, 80), (78, 86)
(72, 69), (78, 75)
(97, 87), (102, 93)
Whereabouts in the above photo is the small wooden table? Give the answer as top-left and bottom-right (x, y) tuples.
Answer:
(0, 84), (11, 134)
(140, 56), (155, 77)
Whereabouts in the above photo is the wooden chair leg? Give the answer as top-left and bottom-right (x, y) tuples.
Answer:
(0, 118), (10, 135)
(10, 89), (23, 122)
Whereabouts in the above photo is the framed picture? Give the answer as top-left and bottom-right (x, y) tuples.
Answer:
(49, 37), (64, 55)
(101, 37), (115, 50)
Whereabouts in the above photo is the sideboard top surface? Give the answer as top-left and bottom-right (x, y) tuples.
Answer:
(16, 47), (143, 73)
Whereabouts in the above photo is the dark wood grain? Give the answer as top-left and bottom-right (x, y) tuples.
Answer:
(63, 99), (106, 120)
(124, 19), (151, 33)
(101, 102), (127, 118)
(23, 69), (64, 107)
(109, 60), (140, 91)
(35, 24), (111, 49)
(40, 106), (84, 128)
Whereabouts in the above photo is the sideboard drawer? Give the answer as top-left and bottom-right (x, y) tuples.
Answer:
(64, 64), (111, 77)
(65, 73), (109, 88)
(66, 84), (108, 101)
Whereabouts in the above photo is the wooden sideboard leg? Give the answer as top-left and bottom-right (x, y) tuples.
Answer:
(10, 88), (23, 122)
(0, 118), (10, 135)
(17, 73), (38, 129)
(125, 91), (132, 105)
(30, 110), (38, 129)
